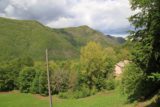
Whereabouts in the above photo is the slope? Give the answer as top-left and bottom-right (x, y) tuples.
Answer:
(0, 17), (125, 61)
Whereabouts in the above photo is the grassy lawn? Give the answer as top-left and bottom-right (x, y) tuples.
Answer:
(0, 90), (134, 107)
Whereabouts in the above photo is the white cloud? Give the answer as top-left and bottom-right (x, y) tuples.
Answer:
(4, 4), (15, 16)
(0, 0), (135, 36)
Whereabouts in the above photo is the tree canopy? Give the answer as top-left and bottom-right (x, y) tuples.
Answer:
(123, 0), (160, 100)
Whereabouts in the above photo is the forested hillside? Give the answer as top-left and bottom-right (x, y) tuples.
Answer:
(0, 17), (125, 61)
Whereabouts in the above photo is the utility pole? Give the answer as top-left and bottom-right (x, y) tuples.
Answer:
(46, 49), (53, 107)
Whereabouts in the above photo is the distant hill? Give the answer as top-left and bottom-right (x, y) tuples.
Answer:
(105, 35), (126, 44)
(0, 17), (125, 61)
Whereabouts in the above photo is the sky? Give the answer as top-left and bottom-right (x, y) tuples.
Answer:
(0, 0), (135, 37)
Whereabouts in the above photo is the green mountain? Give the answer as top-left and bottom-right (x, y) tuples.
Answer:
(0, 17), (125, 61)
(105, 35), (126, 44)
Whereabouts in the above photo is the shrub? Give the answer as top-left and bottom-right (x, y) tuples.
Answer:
(58, 85), (96, 99)
(74, 91), (83, 98)
(51, 69), (69, 94)
(0, 64), (14, 91)
(121, 63), (145, 101)
(39, 70), (48, 96)
(90, 86), (98, 95)
(59, 92), (70, 99)
(19, 67), (36, 93)
(79, 85), (90, 97)
(30, 70), (40, 94)
(105, 79), (115, 90)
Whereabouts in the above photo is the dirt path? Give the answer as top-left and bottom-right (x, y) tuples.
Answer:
(0, 90), (18, 94)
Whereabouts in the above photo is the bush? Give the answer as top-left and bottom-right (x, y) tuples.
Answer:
(19, 67), (36, 93)
(90, 86), (98, 95)
(58, 90), (86, 99)
(105, 79), (115, 90)
(58, 85), (97, 99)
(0, 57), (35, 92)
(59, 92), (70, 99)
(30, 70), (41, 94)
(51, 69), (69, 94)
(0, 64), (14, 91)
(121, 63), (145, 101)
(39, 70), (48, 96)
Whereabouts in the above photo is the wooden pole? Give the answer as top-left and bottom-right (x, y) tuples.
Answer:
(46, 49), (53, 107)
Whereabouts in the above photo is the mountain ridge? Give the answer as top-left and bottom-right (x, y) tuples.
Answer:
(0, 17), (125, 60)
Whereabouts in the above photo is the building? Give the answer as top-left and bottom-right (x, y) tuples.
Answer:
(114, 60), (129, 77)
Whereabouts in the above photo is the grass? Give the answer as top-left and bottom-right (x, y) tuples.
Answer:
(0, 91), (49, 107)
(0, 90), (134, 107)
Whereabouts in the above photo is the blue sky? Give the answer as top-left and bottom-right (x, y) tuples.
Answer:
(0, 0), (135, 37)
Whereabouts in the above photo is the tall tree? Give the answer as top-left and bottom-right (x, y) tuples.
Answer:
(80, 42), (116, 90)
(129, 0), (160, 73)
(129, 0), (160, 99)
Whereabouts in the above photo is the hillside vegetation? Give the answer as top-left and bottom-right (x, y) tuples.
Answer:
(0, 17), (125, 61)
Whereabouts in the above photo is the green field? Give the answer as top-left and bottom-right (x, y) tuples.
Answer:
(0, 90), (134, 107)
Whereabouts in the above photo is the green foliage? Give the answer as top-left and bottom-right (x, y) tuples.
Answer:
(0, 41), (120, 99)
(39, 70), (48, 96)
(58, 92), (70, 99)
(105, 79), (116, 90)
(129, 0), (160, 73)
(117, 48), (131, 61)
(148, 73), (160, 81)
(78, 85), (91, 97)
(58, 85), (97, 99)
(0, 64), (14, 91)
(127, 0), (160, 101)
(80, 42), (117, 90)
(68, 65), (79, 91)
(51, 69), (69, 93)
(0, 57), (34, 91)
(0, 17), (124, 61)
(19, 67), (36, 93)
(30, 70), (41, 94)
(121, 63), (147, 101)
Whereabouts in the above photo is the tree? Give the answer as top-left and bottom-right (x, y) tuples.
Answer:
(0, 57), (34, 91)
(0, 63), (14, 91)
(128, 0), (160, 100)
(51, 69), (69, 93)
(129, 0), (160, 73)
(30, 70), (41, 94)
(68, 61), (80, 91)
(39, 68), (49, 96)
(121, 63), (145, 101)
(8, 57), (34, 89)
(19, 67), (36, 93)
(80, 42), (116, 90)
